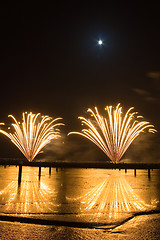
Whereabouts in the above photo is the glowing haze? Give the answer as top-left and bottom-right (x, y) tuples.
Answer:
(68, 104), (156, 163)
(0, 112), (64, 161)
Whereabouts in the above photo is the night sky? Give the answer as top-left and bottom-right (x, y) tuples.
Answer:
(0, 3), (160, 161)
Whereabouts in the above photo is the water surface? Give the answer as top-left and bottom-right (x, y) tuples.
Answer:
(0, 166), (159, 228)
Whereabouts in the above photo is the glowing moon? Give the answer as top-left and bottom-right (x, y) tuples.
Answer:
(98, 40), (103, 45)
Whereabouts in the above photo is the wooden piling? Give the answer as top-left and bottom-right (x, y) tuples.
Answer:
(39, 166), (41, 180)
(49, 167), (51, 175)
(18, 165), (22, 185)
(134, 168), (136, 177)
(148, 168), (151, 179)
(125, 168), (127, 173)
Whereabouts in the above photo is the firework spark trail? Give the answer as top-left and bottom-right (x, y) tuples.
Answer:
(68, 104), (156, 163)
(0, 112), (64, 161)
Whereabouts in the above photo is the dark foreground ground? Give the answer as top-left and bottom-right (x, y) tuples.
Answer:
(0, 213), (160, 240)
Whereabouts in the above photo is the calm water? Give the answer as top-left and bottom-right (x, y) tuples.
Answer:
(0, 165), (160, 239)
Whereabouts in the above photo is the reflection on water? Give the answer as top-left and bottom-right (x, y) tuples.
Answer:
(0, 166), (159, 224)
(0, 168), (59, 214)
(67, 172), (157, 219)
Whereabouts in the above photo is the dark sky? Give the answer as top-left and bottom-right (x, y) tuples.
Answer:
(0, 3), (160, 160)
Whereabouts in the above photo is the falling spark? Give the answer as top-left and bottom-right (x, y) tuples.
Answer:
(68, 104), (156, 163)
(0, 112), (64, 161)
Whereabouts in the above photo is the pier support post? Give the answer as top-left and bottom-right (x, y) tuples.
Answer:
(39, 166), (41, 180)
(134, 168), (136, 177)
(125, 168), (127, 173)
(18, 165), (22, 185)
(49, 167), (51, 175)
(148, 168), (151, 179)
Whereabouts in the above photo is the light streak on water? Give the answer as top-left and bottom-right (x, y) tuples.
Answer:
(0, 172), (60, 214)
(0, 167), (158, 225)
(68, 104), (156, 163)
(67, 172), (158, 219)
(0, 112), (64, 161)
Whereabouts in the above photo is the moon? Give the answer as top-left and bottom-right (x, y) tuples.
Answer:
(98, 39), (103, 45)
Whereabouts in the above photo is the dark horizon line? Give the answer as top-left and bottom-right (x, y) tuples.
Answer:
(0, 158), (160, 169)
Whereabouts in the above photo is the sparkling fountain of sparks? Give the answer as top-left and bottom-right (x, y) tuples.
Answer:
(68, 104), (156, 163)
(0, 112), (64, 161)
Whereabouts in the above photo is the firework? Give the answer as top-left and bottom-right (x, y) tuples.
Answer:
(68, 104), (156, 163)
(0, 112), (64, 161)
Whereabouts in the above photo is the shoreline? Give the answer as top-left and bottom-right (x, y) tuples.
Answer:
(0, 209), (160, 229)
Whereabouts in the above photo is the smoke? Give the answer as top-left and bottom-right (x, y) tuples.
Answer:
(37, 132), (108, 162)
(124, 132), (160, 163)
(36, 113), (160, 164)
(36, 131), (160, 163)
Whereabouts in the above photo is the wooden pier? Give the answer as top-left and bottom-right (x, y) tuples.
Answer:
(0, 158), (160, 183)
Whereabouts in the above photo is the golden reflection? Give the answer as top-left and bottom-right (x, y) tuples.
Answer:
(0, 179), (60, 214)
(68, 104), (156, 163)
(67, 171), (158, 219)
